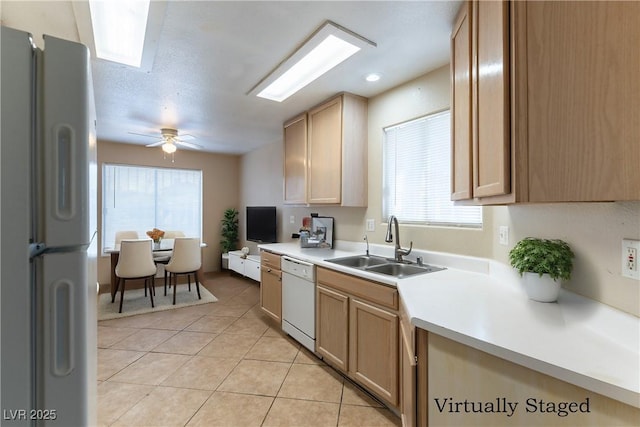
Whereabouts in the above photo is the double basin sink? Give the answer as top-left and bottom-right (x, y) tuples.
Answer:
(326, 254), (445, 279)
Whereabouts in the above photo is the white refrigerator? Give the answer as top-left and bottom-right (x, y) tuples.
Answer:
(1, 26), (97, 426)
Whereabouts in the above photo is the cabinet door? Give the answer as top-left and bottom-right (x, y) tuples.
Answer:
(245, 258), (261, 282)
(349, 298), (399, 406)
(260, 266), (281, 323)
(400, 320), (417, 427)
(473, 0), (510, 198)
(451, 1), (473, 201)
(228, 253), (244, 275)
(523, 1), (640, 201)
(307, 96), (342, 204)
(316, 285), (349, 371)
(283, 114), (307, 204)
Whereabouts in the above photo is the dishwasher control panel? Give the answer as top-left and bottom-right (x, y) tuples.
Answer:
(281, 256), (316, 282)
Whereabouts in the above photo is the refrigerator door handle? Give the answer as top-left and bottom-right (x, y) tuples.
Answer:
(53, 124), (76, 221)
(50, 278), (74, 376)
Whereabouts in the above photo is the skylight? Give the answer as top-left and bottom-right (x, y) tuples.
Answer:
(89, 0), (150, 67)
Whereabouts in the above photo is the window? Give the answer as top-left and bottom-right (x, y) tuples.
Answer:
(383, 110), (481, 227)
(102, 164), (202, 252)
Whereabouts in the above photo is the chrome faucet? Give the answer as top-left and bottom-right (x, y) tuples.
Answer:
(385, 215), (412, 262)
(363, 235), (370, 256)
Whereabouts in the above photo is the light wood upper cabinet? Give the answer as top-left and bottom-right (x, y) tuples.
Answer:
(521, 1), (640, 201)
(473, 0), (510, 198)
(451, 0), (510, 202)
(450, 1), (472, 201)
(283, 114), (307, 204)
(451, 1), (640, 203)
(284, 92), (368, 206)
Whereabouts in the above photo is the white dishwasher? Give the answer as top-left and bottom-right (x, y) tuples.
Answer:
(281, 256), (316, 352)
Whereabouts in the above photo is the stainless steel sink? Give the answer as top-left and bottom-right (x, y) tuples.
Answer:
(326, 255), (445, 278)
(365, 262), (445, 278)
(326, 255), (389, 268)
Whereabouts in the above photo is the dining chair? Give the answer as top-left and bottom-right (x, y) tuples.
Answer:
(164, 237), (202, 305)
(115, 230), (138, 244)
(112, 239), (157, 313)
(153, 231), (185, 285)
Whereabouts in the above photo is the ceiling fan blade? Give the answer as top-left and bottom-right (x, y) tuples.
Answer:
(145, 141), (165, 147)
(176, 140), (202, 150)
(178, 134), (195, 141)
(129, 131), (161, 139)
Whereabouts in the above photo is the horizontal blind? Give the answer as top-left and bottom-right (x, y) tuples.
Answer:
(102, 164), (202, 252)
(383, 110), (481, 226)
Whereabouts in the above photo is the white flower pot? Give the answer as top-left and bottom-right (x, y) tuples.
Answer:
(522, 272), (561, 302)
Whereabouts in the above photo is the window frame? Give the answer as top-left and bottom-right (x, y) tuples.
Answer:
(101, 163), (203, 255)
(381, 109), (482, 228)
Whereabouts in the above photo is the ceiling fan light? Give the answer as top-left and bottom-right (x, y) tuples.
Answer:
(162, 142), (177, 154)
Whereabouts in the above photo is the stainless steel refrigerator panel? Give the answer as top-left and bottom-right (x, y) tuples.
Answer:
(0, 26), (36, 421)
(40, 35), (92, 248)
(38, 251), (96, 426)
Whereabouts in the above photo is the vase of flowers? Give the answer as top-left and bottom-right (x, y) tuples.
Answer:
(146, 228), (165, 249)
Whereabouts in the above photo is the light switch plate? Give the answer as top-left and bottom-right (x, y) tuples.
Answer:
(366, 219), (375, 232)
(498, 226), (509, 246)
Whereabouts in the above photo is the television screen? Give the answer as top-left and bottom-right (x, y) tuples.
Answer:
(246, 206), (277, 243)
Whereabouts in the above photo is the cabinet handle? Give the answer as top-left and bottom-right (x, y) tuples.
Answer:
(267, 268), (272, 273)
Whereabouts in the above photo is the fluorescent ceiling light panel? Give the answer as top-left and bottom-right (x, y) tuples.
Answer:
(89, 0), (150, 67)
(250, 21), (376, 102)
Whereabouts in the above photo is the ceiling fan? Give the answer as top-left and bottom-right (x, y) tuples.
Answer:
(130, 128), (202, 153)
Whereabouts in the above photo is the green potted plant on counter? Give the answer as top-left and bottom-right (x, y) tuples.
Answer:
(508, 237), (574, 302)
(220, 208), (239, 257)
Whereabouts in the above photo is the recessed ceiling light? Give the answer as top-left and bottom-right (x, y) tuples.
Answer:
(365, 73), (381, 82)
(248, 21), (376, 102)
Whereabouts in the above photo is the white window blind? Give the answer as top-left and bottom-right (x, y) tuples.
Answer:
(383, 110), (482, 227)
(102, 164), (202, 252)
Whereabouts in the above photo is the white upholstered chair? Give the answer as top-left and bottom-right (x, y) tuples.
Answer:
(112, 239), (157, 313)
(153, 230), (186, 283)
(115, 230), (138, 244)
(164, 237), (202, 305)
(163, 230), (185, 239)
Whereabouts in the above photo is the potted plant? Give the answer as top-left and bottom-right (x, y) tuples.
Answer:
(220, 208), (239, 254)
(508, 237), (574, 302)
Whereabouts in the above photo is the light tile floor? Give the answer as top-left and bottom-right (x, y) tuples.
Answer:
(98, 272), (401, 427)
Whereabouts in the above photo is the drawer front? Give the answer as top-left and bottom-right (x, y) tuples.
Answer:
(317, 267), (398, 310)
(261, 250), (281, 270)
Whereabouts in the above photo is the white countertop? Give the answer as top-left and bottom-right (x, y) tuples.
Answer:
(258, 241), (640, 408)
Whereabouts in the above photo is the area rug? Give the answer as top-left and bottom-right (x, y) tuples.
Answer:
(98, 283), (218, 321)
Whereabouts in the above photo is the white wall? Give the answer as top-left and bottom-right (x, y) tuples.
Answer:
(240, 66), (640, 317)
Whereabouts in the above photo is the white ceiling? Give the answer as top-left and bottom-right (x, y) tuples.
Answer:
(1, 1), (461, 154)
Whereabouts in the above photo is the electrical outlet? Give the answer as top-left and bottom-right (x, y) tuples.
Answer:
(498, 226), (509, 246)
(289, 215), (295, 224)
(366, 219), (375, 232)
(622, 239), (640, 279)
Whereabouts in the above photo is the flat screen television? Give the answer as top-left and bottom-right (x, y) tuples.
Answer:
(246, 206), (277, 243)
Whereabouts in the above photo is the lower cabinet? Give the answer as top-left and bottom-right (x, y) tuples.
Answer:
(400, 300), (418, 427)
(228, 251), (261, 281)
(260, 251), (281, 323)
(316, 267), (399, 407)
(317, 285), (349, 371)
(350, 298), (399, 405)
(417, 329), (640, 426)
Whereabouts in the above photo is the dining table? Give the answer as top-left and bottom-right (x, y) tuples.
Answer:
(105, 238), (207, 299)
